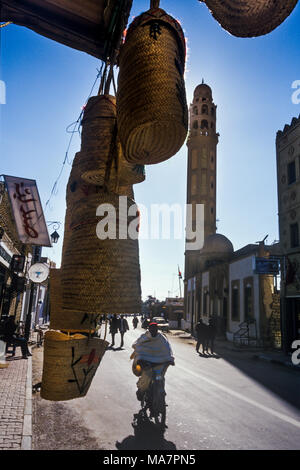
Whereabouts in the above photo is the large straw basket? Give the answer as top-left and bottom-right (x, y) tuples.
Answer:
(41, 330), (108, 401)
(117, 7), (188, 165)
(49, 269), (100, 332)
(61, 192), (141, 314)
(79, 95), (145, 186)
(200, 0), (298, 37)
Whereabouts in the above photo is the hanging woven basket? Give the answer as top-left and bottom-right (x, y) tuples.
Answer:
(49, 269), (100, 332)
(41, 330), (108, 401)
(60, 192), (141, 315)
(200, 0), (298, 37)
(117, 7), (188, 165)
(80, 95), (145, 186)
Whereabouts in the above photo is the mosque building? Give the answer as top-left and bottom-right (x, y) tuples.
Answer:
(183, 82), (280, 347)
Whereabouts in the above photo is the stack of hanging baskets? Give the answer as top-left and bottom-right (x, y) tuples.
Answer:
(60, 191), (141, 315)
(49, 268), (101, 332)
(200, 0), (298, 37)
(41, 330), (108, 401)
(80, 94), (145, 188)
(117, 7), (188, 165)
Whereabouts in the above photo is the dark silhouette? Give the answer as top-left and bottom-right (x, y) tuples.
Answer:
(109, 316), (119, 347)
(195, 319), (206, 354)
(119, 315), (129, 348)
(204, 317), (217, 354)
(132, 316), (138, 329)
(2, 316), (31, 359)
(115, 411), (176, 450)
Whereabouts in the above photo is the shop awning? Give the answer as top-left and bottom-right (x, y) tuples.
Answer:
(0, 0), (133, 60)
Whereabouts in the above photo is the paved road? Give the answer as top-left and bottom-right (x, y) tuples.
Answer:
(65, 323), (300, 450)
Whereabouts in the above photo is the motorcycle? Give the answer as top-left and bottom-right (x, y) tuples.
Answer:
(135, 360), (173, 429)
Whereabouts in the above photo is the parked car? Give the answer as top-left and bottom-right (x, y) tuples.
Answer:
(152, 317), (169, 332)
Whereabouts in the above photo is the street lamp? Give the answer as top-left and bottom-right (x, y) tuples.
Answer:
(50, 230), (60, 244)
(47, 221), (61, 245)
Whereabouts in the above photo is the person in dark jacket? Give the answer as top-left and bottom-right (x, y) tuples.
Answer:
(195, 318), (207, 354)
(119, 315), (129, 348)
(206, 317), (217, 354)
(109, 316), (119, 347)
(2, 316), (31, 359)
(132, 316), (138, 329)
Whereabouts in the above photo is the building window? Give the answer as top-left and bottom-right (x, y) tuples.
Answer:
(201, 120), (208, 130)
(193, 106), (198, 115)
(231, 282), (239, 321)
(288, 160), (296, 185)
(244, 281), (253, 320)
(193, 121), (198, 129)
(211, 107), (215, 116)
(290, 223), (299, 248)
(202, 104), (208, 115)
(203, 290), (208, 315)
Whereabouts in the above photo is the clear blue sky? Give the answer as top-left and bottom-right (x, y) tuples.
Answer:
(1, 0), (300, 300)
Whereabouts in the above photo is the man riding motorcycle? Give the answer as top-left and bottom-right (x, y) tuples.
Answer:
(130, 322), (175, 401)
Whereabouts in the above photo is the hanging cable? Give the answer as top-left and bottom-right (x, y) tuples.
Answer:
(44, 62), (105, 213)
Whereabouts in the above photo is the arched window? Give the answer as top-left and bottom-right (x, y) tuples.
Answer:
(202, 104), (208, 115)
(211, 107), (215, 116)
(201, 120), (208, 130)
(193, 106), (198, 115)
(193, 120), (198, 129)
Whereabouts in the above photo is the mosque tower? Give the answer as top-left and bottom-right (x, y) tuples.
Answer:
(184, 81), (219, 280)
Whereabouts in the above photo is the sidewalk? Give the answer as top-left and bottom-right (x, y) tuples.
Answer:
(0, 352), (32, 450)
(168, 329), (300, 371)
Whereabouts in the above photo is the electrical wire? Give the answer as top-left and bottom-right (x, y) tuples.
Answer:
(43, 62), (105, 213)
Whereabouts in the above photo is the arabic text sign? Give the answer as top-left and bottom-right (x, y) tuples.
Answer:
(4, 175), (51, 247)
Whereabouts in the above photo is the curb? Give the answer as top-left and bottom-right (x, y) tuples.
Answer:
(21, 349), (32, 450)
(252, 354), (300, 371)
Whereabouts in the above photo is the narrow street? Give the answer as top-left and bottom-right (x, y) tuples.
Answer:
(33, 323), (300, 450)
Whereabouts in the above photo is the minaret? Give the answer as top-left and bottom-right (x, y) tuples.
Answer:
(184, 81), (219, 279)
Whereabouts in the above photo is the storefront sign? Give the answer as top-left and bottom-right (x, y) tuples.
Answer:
(4, 176), (51, 246)
(254, 257), (280, 275)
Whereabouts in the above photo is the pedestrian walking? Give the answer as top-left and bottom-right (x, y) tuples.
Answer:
(119, 315), (129, 348)
(206, 317), (217, 354)
(195, 318), (207, 354)
(132, 316), (138, 329)
(109, 316), (119, 347)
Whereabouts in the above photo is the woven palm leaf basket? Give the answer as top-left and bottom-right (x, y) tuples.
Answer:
(41, 330), (108, 401)
(200, 0), (298, 37)
(60, 191), (141, 315)
(49, 269), (100, 332)
(117, 6), (188, 165)
(79, 95), (145, 187)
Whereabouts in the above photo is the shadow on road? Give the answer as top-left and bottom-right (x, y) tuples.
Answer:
(115, 412), (177, 450)
(212, 341), (300, 410)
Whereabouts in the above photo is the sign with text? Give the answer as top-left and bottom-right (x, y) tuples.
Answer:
(254, 257), (280, 275)
(4, 175), (51, 247)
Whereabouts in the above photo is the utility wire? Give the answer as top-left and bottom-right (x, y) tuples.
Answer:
(44, 62), (105, 213)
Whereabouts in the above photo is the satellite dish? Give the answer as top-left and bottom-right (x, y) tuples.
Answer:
(28, 263), (49, 283)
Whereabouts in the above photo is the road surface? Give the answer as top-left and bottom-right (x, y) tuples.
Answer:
(64, 323), (300, 450)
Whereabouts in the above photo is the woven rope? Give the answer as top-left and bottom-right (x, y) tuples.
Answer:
(117, 8), (188, 165)
(41, 330), (108, 401)
(200, 0), (298, 37)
